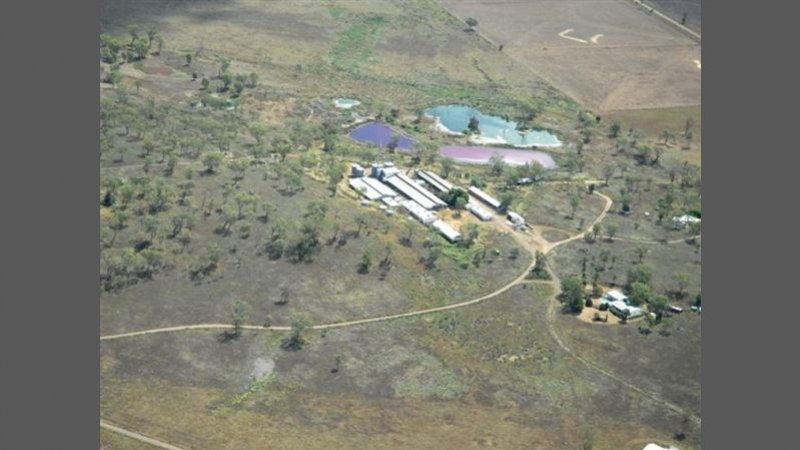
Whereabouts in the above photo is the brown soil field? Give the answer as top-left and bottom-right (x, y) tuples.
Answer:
(439, 0), (701, 111)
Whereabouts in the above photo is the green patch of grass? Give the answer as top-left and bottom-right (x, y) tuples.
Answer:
(327, 14), (390, 71)
(327, 4), (345, 20)
(392, 353), (467, 399)
(229, 373), (276, 407)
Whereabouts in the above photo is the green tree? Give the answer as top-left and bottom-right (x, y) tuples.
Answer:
(465, 17), (478, 30)
(166, 154), (178, 176)
(140, 216), (160, 240)
(626, 264), (653, 290)
(609, 120), (621, 138)
(249, 124), (268, 146)
(569, 195), (581, 219)
(354, 214), (369, 237)
(229, 300), (250, 338)
(403, 220), (416, 245)
(602, 164), (616, 186)
(359, 248), (373, 273)
(228, 157), (250, 182)
(468, 116), (480, 133)
(202, 151), (223, 173)
(673, 272), (690, 298)
(185, 54), (192, 66)
(488, 154), (506, 176)
(444, 188), (469, 208)
(248, 72), (259, 88)
(561, 275), (584, 313)
(461, 223), (479, 248)
(273, 136), (293, 161)
(441, 157), (455, 178)
(498, 191), (514, 212)
(604, 223), (619, 241)
(650, 295), (669, 317)
(634, 246), (649, 263)
(234, 191), (258, 219)
(219, 57), (231, 77)
(281, 315), (311, 351)
(326, 162), (345, 196)
(627, 282), (651, 306)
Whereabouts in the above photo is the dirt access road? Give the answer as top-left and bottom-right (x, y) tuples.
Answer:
(101, 187), (701, 446)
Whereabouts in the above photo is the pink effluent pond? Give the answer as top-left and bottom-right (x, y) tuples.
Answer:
(440, 146), (557, 168)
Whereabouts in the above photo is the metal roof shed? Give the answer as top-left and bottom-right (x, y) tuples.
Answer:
(467, 202), (493, 221)
(422, 170), (455, 192)
(349, 178), (382, 201)
(468, 186), (502, 210)
(400, 200), (437, 225)
(362, 177), (398, 198)
(395, 173), (446, 208)
(431, 219), (462, 242)
(385, 175), (438, 210)
(417, 171), (451, 194)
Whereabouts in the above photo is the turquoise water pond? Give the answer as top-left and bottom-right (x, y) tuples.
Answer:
(424, 105), (562, 148)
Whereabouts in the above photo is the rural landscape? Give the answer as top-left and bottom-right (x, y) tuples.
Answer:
(99, 0), (701, 449)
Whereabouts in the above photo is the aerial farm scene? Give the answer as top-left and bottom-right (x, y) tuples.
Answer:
(99, 1), (701, 448)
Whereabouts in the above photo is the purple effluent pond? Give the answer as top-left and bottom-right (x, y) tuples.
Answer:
(440, 146), (557, 168)
(348, 122), (417, 151)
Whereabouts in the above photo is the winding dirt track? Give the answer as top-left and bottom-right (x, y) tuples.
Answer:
(101, 188), (701, 446)
(101, 419), (189, 450)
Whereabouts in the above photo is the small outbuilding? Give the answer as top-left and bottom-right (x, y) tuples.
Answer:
(350, 163), (365, 178)
(431, 219), (462, 243)
(507, 211), (525, 227)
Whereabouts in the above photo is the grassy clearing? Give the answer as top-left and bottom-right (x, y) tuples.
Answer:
(514, 183), (608, 232)
(101, 284), (698, 449)
(101, 428), (163, 450)
(604, 106), (701, 166)
(549, 238), (701, 299)
(327, 13), (390, 70)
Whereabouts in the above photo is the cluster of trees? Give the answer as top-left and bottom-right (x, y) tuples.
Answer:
(197, 57), (259, 98)
(562, 259), (693, 321)
(100, 26), (162, 65)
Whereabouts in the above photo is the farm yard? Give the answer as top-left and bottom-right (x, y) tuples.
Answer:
(99, 0), (701, 448)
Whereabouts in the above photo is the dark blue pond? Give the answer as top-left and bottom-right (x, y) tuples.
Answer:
(348, 122), (417, 151)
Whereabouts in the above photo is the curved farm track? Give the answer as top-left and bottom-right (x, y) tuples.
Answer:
(101, 188), (701, 446)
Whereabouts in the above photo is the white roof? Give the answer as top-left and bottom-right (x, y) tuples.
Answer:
(672, 215), (700, 224)
(395, 173), (446, 207)
(400, 200), (437, 224)
(386, 175), (438, 210)
(507, 211), (525, 223)
(610, 300), (645, 318)
(468, 186), (502, 210)
(467, 202), (493, 221)
(419, 170), (455, 193)
(605, 290), (628, 302)
(361, 177), (398, 198)
(349, 178), (382, 200)
(642, 444), (679, 450)
(431, 219), (462, 242)
(416, 170), (451, 193)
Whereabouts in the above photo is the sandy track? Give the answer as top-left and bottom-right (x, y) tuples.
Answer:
(101, 420), (189, 450)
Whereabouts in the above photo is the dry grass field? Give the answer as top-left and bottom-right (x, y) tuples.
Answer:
(439, 0), (701, 111)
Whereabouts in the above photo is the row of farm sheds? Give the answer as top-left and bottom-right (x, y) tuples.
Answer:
(347, 163), (470, 242)
(348, 162), (524, 242)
